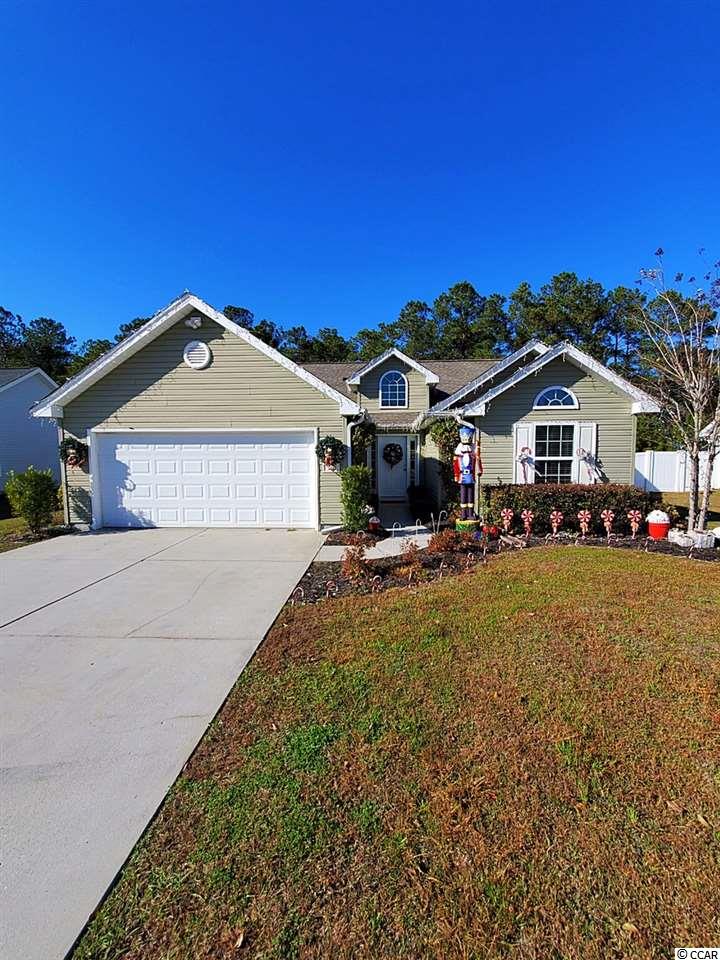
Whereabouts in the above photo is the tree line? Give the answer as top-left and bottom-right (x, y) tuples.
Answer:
(2, 270), (714, 452)
(0, 273), (657, 381)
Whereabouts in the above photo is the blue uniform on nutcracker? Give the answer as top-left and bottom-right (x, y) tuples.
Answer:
(453, 425), (482, 521)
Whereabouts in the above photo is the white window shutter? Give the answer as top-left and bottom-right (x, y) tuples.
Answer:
(514, 422), (534, 484)
(576, 422), (598, 483)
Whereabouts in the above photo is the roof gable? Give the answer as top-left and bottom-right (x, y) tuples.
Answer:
(428, 340), (549, 412)
(32, 293), (360, 417)
(0, 367), (57, 397)
(463, 342), (660, 415)
(346, 348), (439, 385)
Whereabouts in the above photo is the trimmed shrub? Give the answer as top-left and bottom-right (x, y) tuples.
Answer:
(486, 483), (664, 535)
(340, 465), (373, 532)
(4, 467), (58, 534)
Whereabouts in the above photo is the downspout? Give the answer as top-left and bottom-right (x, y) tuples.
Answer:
(57, 420), (70, 525)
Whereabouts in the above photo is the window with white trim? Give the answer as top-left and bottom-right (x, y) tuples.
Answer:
(534, 424), (575, 484)
(533, 386), (578, 409)
(379, 370), (408, 408)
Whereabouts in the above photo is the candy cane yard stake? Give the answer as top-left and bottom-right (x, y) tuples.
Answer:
(627, 509), (642, 539)
(577, 509), (592, 538)
(550, 510), (563, 537)
(521, 509), (534, 538)
(500, 508), (514, 532)
(601, 509), (614, 540)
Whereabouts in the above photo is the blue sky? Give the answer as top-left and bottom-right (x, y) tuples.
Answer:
(1, 0), (718, 344)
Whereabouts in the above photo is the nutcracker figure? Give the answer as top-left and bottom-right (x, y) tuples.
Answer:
(453, 425), (481, 521)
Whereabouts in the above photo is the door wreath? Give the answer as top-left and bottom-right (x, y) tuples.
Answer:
(382, 442), (404, 469)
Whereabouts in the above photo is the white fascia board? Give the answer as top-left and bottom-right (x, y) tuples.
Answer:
(0, 367), (58, 397)
(428, 340), (549, 413)
(463, 341), (661, 415)
(32, 293), (360, 417)
(346, 348), (439, 385)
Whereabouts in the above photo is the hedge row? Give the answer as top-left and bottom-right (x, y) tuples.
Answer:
(484, 483), (665, 535)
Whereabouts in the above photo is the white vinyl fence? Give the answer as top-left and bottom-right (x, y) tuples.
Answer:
(635, 450), (720, 493)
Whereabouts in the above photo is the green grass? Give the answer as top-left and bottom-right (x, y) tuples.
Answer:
(73, 548), (720, 960)
(663, 489), (720, 523)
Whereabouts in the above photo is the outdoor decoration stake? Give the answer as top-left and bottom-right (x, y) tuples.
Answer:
(550, 510), (564, 537)
(290, 587), (304, 606)
(627, 509), (642, 539)
(325, 580), (338, 598)
(577, 509), (592, 538)
(521, 508), (534, 538)
(500, 507), (514, 532)
(601, 509), (615, 540)
(517, 446), (533, 484)
(371, 575), (382, 593)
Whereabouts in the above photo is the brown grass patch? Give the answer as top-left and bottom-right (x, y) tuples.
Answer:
(73, 548), (720, 960)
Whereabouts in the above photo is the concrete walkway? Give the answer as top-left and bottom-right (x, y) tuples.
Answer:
(0, 528), (321, 960)
(316, 526), (432, 562)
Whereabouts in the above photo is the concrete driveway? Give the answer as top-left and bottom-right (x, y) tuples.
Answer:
(0, 527), (322, 960)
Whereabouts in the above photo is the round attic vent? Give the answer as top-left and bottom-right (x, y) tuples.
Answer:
(183, 340), (212, 370)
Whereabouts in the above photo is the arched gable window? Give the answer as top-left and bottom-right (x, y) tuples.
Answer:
(379, 370), (408, 408)
(533, 386), (579, 409)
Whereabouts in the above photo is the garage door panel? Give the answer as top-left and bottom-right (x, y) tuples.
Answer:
(97, 432), (316, 528)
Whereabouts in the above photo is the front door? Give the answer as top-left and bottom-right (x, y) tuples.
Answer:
(377, 434), (408, 501)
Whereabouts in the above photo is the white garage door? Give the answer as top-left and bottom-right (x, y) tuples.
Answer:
(95, 431), (317, 528)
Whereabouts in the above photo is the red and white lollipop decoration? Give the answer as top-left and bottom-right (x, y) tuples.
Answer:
(500, 507), (514, 532)
(550, 509), (563, 536)
(577, 509), (592, 538)
(627, 509), (642, 539)
(601, 508), (615, 539)
(521, 508), (534, 538)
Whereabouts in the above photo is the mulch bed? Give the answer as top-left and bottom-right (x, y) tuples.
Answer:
(322, 528), (390, 546)
(290, 532), (719, 605)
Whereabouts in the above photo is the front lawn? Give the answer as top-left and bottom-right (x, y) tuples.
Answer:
(0, 510), (67, 553)
(74, 549), (719, 960)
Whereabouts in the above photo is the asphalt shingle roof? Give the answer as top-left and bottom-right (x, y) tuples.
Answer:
(0, 367), (35, 388)
(301, 358), (498, 403)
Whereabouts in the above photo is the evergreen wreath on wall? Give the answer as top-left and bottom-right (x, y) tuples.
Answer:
(315, 435), (345, 471)
(59, 437), (89, 468)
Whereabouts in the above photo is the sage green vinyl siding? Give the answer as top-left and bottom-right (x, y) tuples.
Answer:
(420, 431), (444, 508)
(476, 358), (636, 485)
(357, 358), (429, 414)
(62, 317), (346, 525)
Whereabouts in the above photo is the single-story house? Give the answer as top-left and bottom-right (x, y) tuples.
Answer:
(1, 367), (59, 491)
(32, 292), (660, 529)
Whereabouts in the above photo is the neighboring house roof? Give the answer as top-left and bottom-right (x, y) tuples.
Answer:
(302, 359), (496, 398)
(462, 341), (661, 416)
(345, 348), (440, 385)
(31, 293), (361, 418)
(0, 367), (58, 396)
(428, 341), (549, 412)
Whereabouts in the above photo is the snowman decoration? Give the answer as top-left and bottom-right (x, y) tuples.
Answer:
(453, 425), (481, 521)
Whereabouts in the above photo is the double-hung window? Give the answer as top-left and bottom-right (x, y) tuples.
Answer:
(534, 424), (574, 484)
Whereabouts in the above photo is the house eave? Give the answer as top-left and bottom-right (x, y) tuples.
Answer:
(31, 293), (361, 419)
(346, 347), (440, 385)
